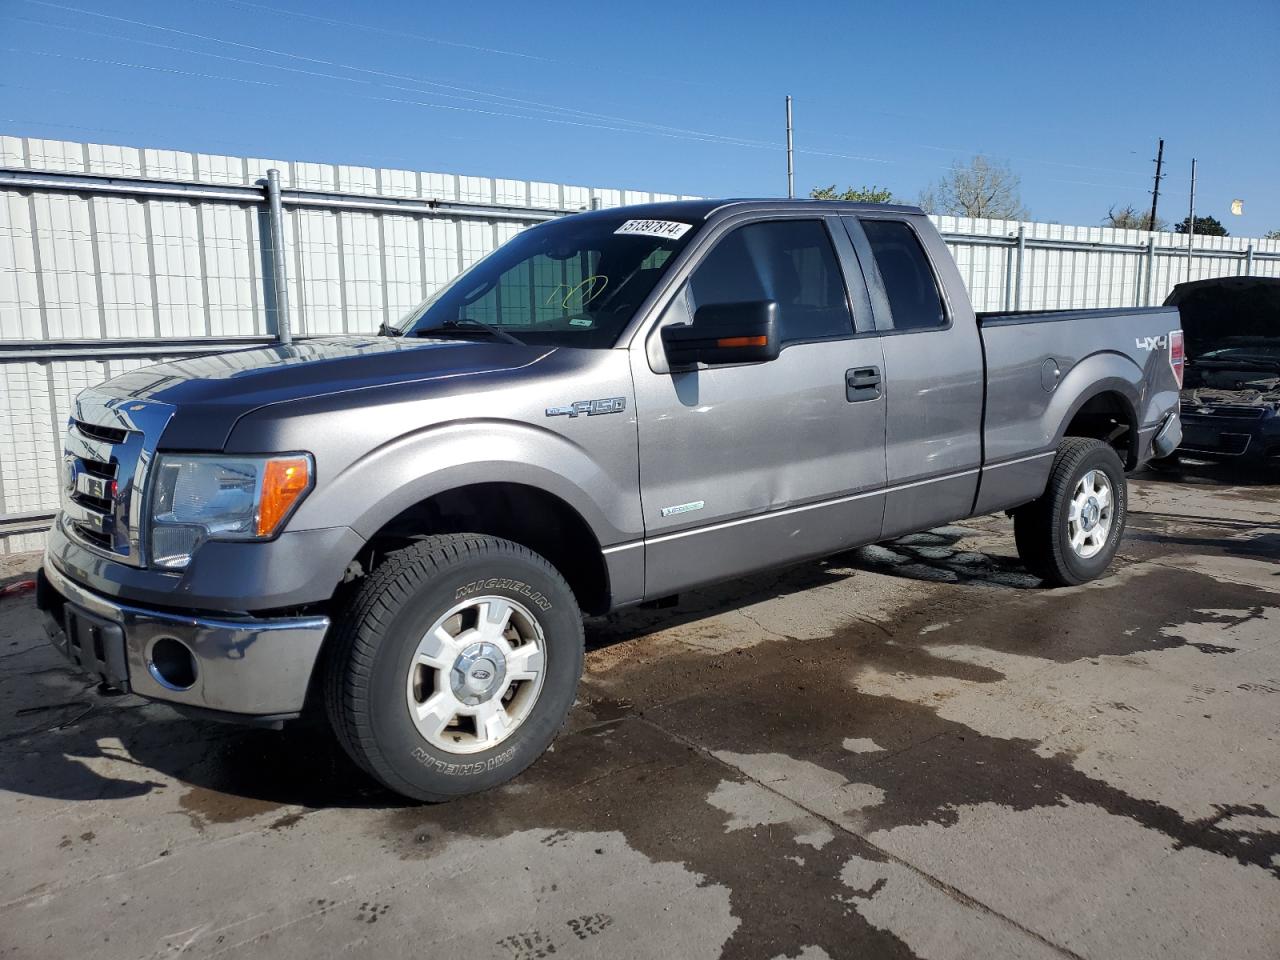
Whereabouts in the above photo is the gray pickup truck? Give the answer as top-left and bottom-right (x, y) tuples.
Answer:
(38, 199), (1183, 800)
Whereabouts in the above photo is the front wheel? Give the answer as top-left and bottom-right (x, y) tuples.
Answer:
(324, 534), (584, 801)
(1014, 437), (1128, 586)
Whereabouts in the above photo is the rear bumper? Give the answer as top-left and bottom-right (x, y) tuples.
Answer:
(1151, 412), (1183, 459)
(38, 557), (329, 719)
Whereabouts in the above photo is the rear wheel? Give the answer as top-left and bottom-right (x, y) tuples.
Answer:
(1014, 438), (1128, 586)
(324, 534), (583, 801)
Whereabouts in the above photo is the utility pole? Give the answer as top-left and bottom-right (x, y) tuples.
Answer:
(785, 95), (794, 199)
(1148, 138), (1164, 230)
(1186, 158), (1197, 282)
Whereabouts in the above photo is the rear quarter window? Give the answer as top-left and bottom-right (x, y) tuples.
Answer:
(860, 219), (947, 333)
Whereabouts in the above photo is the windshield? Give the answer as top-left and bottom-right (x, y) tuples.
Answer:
(397, 214), (699, 348)
(1199, 341), (1280, 367)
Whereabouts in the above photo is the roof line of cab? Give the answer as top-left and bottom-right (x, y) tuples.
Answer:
(565, 197), (926, 226)
(704, 198), (926, 219)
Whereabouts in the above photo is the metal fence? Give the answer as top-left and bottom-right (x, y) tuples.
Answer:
(3, 135), (1279, 552)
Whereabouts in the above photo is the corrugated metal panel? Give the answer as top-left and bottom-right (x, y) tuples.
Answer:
(494, 179), (528, 206)
(380, 168), (418, 200)
(0, 136), (25, 167)
(151, 200), (206, 337)
(95, 195), (153, 338)
(0, 191), (41, 339)
(0, 361), (60, 516)
(382, 215), (425, 322)
(562, 185), (591, 210)
(422, 218), (459, 296)
(32, 192), (99, 338)
(593, 188), (622, 209)
(293, 208), (343, 335)
(339, 210), (385, 334)
(457, 176), (492, 204)
(203, 203), (258, 337)
(458, 219), (494, 269)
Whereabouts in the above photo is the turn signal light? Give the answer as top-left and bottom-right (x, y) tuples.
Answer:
(716, 335), (768, 348)
(257, 456), (312, 536)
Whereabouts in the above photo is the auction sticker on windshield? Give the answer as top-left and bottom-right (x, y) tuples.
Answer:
(614, 219), (692, 240)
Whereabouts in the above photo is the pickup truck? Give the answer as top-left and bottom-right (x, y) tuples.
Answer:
(37, 199), (1184, 801)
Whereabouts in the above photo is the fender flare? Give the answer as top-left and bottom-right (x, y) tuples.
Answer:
(290, 418), (639, 548)
(1046, 352), (1143, 464)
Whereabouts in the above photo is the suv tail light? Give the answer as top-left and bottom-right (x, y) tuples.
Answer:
(1169, 330), (1185, 388)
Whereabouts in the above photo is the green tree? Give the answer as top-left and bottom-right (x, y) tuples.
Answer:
(918, 155), (1028, 220)
(1173, 215), (1227, 236)
(810, 184), (897, 203)
(1104, 204), (1164, 231)
(1264, 229), (1280, 240)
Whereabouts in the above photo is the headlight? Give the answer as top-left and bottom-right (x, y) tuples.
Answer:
(149, 453), (313, 569)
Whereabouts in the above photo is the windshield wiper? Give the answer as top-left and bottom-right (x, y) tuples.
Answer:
(413, 318), (525, 346)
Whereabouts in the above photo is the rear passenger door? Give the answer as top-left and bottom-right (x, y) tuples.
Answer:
(632, 215), (887, 598)
(842, 216), (984, 538)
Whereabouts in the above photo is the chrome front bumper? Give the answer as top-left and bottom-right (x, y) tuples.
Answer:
(38, 558), (330, 718)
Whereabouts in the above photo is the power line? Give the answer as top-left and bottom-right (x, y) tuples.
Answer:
(1, 47), (280, 86)
(21, 2), (768, 150)
(823, 131), (1151, 182)
(6, 15), (377, 86)
(198, 0), (558, 64)
(6, 11), (903, 165)
(196, 0), (708, 88)
(10, 1), (1152, 193)
(0, 43), (779, 157)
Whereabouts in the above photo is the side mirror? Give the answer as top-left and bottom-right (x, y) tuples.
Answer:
(661, 300), (781, 367)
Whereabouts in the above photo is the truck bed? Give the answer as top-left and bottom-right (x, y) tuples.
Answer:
(971, 304), (1182, 515)
(977, 306), (1176, 326)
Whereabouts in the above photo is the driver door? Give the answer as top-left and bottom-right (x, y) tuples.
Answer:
(629, 215), (888, 598)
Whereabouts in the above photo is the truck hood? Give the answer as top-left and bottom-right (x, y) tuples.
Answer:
(94, 336), (556, 447)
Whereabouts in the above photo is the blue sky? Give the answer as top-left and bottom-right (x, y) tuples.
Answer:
(3, 0), (1278, 235)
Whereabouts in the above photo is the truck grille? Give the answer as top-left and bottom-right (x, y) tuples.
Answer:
(59, 390), (174, 567)
(1183, 406), (1267, 421)
(1180, 426), (1252, 456)
(72, 418), (129, 444)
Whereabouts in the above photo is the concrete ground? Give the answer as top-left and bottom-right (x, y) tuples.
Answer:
(1, 463), (1277, 960)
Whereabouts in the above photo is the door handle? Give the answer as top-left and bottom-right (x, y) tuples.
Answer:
(846, 366), (882, 401)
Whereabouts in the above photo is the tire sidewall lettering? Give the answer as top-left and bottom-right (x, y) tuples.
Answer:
(411, 743), (518, 776)
(454, 577), (552, 611)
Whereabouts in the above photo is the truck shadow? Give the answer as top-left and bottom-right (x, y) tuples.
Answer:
(0, 522), (1029, 818)
(1137, 459), (1280, 490)
(841, 527), (1040, 589)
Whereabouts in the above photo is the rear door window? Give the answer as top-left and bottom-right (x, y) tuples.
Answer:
(687, 219), (854, 345)
(859, 219), (947, 332)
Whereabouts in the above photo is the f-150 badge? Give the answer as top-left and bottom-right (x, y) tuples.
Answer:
(546, 397), (627, 418)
